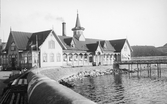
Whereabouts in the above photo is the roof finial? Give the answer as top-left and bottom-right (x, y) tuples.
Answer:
(52, 25), (54, 30)
(10, 26), (12, 32)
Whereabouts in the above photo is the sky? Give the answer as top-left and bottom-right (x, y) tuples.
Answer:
(0, 0), (167, 47)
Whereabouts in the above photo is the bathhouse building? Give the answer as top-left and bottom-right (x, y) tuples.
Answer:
(0, 13), (132, 70)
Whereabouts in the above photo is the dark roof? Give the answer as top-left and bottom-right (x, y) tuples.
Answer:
(58, 35), (88, 51)
(26, 30), (65, 50)
(30, 30), (52, 46)
(109, 39), (126, 52)
(59, 36), (116, 53)
(85, 38), (101, 44)
(86, 42), (98, 52)
(5, 31), (32, 50)
(100, 41), (115, 52)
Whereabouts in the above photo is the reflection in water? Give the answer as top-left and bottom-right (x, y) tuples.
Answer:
(113, 74), (125, 103)
(72, 68), (167, 104)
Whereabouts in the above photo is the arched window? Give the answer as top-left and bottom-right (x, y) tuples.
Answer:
(43, 53), (47, 62)
(56, 53), (61, 62)
(48, 40), (55, 49)
(50, 53), (54, 62)
(11, 42), (16, 51)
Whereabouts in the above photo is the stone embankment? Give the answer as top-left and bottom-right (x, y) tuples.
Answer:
(58, 68), (113, 88)
(27, 65), (114, 104)
(27, 71), (96, 104)
(39, 66), (114, 81)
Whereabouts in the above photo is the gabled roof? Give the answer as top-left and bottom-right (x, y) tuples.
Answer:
(109, 39), (132, 52)
(5, 31), (32, 51)
(109, 39), (126, 52)
(58, 35), (88, 51)
(86, 42), (98, 52)
(24, 30), (65, 50)
(29, 30), (52, 47)
(73, 37), (88, 51)
(99, 41), (115, 52)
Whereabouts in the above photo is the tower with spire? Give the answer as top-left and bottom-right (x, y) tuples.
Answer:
(72, 12), (85, 41)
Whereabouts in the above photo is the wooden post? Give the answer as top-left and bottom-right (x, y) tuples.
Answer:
(137, 64), (139, 77)
(157, 63), (161, 77)
(128, 64), (130, 74)
(77, 54), (79, 66)
(159, 64), (160, 77)
(147, 64), (150, 77)
(87, 54), (89, 66)
(67, 54), (69, 66)
(150, 64), (151, 77)
(140, 64), (142, 76)
(82, 54), (84, 66)
(72, 54), (74, 67)
(157, 64), (159, 77)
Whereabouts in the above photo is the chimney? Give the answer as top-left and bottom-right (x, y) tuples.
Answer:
(62, 22), (66, 36)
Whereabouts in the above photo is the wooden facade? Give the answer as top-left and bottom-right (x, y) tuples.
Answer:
(0, 13), (132, 70)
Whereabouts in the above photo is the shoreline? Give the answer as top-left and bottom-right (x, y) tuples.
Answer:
(39, 65), (114, 81)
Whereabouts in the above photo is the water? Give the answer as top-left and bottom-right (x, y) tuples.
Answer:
(71, 66), (167, 104)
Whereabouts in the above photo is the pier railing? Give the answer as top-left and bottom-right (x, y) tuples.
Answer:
(115, 59), (167, 64)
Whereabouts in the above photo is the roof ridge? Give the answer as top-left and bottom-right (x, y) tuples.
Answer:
(11, 31), (32, 34)
(33, 29), (52, 34)
(110, 38), (126, 41)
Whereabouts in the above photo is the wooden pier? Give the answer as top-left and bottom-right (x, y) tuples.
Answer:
(115, 60), (167, 64)
(115, 59), (167, 77)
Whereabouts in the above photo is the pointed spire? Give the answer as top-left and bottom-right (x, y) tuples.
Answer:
(72, 11), (85, 31)
(75, 11), (81, 28)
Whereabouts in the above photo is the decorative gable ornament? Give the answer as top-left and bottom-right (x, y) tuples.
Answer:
(70, 40), (75, 48)
(104, 42), (107, 49)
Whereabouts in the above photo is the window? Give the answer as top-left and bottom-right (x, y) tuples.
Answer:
(63, 54), (67, 61)
(50, 53), (54, 62)
(124, 44), (128, 51)
(11, 42), (16, 51)
(48, 40), (55, 49)
(56, 53), (61, 62)
(28, 53), (32, 63)
(43, 53), (47, 62)
(24, 55), (27, 63)
(33, 53), (38, 64)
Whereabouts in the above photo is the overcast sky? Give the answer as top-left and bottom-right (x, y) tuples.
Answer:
(1, 0), (167, 47)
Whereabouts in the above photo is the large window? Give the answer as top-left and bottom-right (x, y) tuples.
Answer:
(56, 53), (61, 62)
(48, 40), (55, 49)
(43, 53), (47, 62)
(50, 53), (54, 62)
(28, 53), (32, 63)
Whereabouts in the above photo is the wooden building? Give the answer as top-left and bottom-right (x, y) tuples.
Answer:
(0, 13), (132, 70)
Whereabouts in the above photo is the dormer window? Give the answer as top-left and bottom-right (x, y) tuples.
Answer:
(11, 42), (16, 51)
